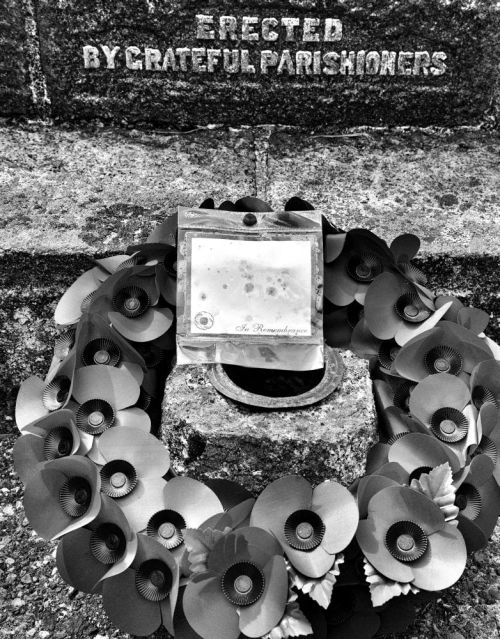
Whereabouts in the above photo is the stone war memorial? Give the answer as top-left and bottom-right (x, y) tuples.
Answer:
(1, 1), (500, 639)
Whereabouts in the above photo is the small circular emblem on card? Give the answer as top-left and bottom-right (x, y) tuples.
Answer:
(194, 311), (214, 330)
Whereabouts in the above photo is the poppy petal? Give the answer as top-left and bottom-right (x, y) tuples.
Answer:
(250, 476), (312, 544)
(388, 433), (461, 476)
(109, 307), (173, 343)
(324, 256), (359, 306)
(410, 524), (466, 590)
(56, 528), (107, 593)
(116, 477), (168, 533)
(97, 427), (170, 477)
(163, 477), (223, 529)
(72, 364), (140, 410)
(357, 475), (400, 520)
(409, 373), (470, 424)
(183, 573), (240, 639)
(238, 556), (288, 637)
(312, 481), (358, 554)
(390, 234), (420, 261)
(364, 272), (402, 340)
(115, 408), (151, 432)
(54, 268), (101, 326)
(103, 566), (162, 636)
(285, 543), (336, 578)
(394, 301), (452, 347)
(15, 376), (48, 431)
(356, 519), (413, 583)
(325, 234), (347, 263)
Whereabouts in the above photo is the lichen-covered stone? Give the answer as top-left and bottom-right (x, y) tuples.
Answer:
(34, 0), (500, 128)
(267, 129), (500, 256)
(161, 350), (376, 492)
(0, 124), (255, 253)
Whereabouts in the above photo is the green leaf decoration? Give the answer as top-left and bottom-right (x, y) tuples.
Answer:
(261, 591), (313, 639)
(287, 555), (344, 609)
(410, 462), (459, 523)
(183, 527), (230, 574)
(363, 559), (419, 607)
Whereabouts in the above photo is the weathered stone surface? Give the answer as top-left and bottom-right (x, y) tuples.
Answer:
(161, 350), (376, 492)
(267, 128), (500, 255)
(0, 0), (32, 116)
(35, 0), (500, 127)
(0, 124), (255, 253)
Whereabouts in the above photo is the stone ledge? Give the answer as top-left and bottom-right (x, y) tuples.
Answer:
(161, 350), (376, 493)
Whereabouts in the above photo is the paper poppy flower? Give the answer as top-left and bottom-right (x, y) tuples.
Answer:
(56, 493), (137, 594)
(74, 312), (146, 378)
(92, 425), (171, 532)
(324, 301), (363, 348)
(408, 373), (478, 465)
(23, 454), (101, 541)
(102, 532), (179, 636)
(250, 475), (358, 578)
(182, 527), (288, 639)
(13, 409), (81, 485)
(470, 359), (500, 411)
(471, 402), (500, 487)
(70, 363), (150, 461)
(454, 454), (500, 552)
(107, 267), (174, 344)
(15, 351), (76, 431)
(142, 477), (223, 561)
(324, 229), (395, 307)
(364, 272), (451, 346)
(357, 485), (466, 591)
(53, 257), (131, 327)
(125, 242), (178, 307)
(393, 321), (493, 382)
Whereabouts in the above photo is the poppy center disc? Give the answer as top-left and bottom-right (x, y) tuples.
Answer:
(159, 522), (177, 540)
(88, 411), (104, 427)
(110, 472), (127, 489)
(434, 357), (450, 372)
(94, 349), (111, 364)
(234, 575), (253, 595)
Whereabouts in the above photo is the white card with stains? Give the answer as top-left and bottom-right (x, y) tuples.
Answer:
(189, 237), (312, 336)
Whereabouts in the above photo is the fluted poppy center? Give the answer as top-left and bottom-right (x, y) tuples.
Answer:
(284, 509), (325, 551)
(221, 562), (265, 607)
(378, 339), (400, 370)
(424, 346), (463, 376)
(44, 426), (73, 461)
(430, 407), (468, 443)
(408, 466), (433, 483)
(472, 385), (497, 410)
(59, 476), (92, 517)
(90, 523), (126, 564)
(43, 376), (71, 411)
(136, 559), (172, 602)
(346, 253), (382, 283)
(113, 285), (150, 318)
(77, 399), (115, 435)
(101, 460), (137, 498)
(475, 436), (498, 464)
(82, 338), (121, 367)
(94, 349), (111, 364)
(146, 510), (186, 549)
(385, 521), (428, 562)
(455, 484), (481, 520)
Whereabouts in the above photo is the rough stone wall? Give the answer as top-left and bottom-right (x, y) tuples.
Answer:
(2, 0), (500, 127)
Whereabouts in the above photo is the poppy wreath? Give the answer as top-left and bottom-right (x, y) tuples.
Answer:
(13, 196), (500, 639)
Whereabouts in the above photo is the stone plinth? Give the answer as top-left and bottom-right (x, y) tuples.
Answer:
(34, 0), (500, 127)
(161, 350), (376, 493)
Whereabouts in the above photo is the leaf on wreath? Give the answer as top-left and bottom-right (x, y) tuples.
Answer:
(363, 559), (420, 607)
(260, 591), (313, 639)
(183, 527), (231, 574)
(286, 554), (344, 609)
(409, 462), (459, 523)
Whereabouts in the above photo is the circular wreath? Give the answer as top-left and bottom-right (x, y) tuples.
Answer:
(13, 196), (500, 639)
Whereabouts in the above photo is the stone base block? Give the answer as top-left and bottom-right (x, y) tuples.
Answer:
(161, 350), (376, 494)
